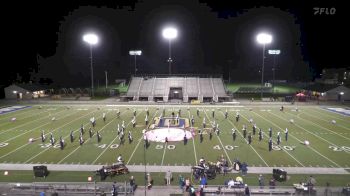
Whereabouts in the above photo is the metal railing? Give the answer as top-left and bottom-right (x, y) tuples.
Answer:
(6, 181), (134, 196)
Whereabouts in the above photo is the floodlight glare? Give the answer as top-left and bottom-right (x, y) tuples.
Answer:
(129, 50), (142, 55)
(162, 27), (178, 39)
(257, 33), (272, 44)
(83, 33), (98, 45)
(340, 92), (344, 95)
(268, 50), (281, 55)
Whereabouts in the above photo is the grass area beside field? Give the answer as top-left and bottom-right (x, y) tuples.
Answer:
(0, 170), (349, 187)
(226, 83), (300, 94)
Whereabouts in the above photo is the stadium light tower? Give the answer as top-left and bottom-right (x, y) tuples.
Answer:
(162, 27), (178, 75)
(83, 33), (99, 97)
(129, 50), (142, 75)
(256, 33), (272, 99)
(268, 49), (281, 93)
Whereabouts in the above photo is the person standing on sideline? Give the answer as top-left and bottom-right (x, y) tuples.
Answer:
(165, 170), (172, 185)
(285, 128), (288, 141)
(259, 174), (264, 188)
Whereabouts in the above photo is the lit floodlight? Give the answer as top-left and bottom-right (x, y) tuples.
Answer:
(340, 92), (344, 95)
(13, 91), (17, 94)
(83, 33), (98, 45)
(268, 50), (281, 55)
(129, 50), (142, 55)
(257, 33), (272, 44)
(162, 27), (178, 39)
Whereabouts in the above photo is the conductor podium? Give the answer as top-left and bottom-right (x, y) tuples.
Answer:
(273, 168), (287, 182)
(33, 165), (49, 178)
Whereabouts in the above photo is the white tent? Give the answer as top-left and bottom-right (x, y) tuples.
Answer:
(321, 86), (350, 101)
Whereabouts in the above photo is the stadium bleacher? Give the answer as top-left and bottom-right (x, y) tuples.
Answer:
(125, 76), (228, 102)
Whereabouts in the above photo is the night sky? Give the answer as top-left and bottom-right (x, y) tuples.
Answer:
(2, 0), (348, 88)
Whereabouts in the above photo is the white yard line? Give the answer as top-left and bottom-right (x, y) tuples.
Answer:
(91, 111), (143, 164)
(268, 111), (350, 155)
(302, 110), (350, 132)
(239, 112), (305, 167)
(0, 107), (67, 136)
(160, 143), (167, 167)
(23, 107), (103, 163)
(203, 110), (233, 166)
(188, 110), (198, 165)
(218, 111), (268, 167)
(0, 108), (51, 127)
(253, 111), (342, 167)
(0, 106), (38, 120)
(126, 110), (159, 165)
(0, 107), (93, 160)
(58, 110), (128, 164)
(0, 109), (79, 143)
(316, 108), (350, 119)
(290, 111), (350, 140)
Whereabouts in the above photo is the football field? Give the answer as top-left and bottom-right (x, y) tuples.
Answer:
(0, 104), (349, 170)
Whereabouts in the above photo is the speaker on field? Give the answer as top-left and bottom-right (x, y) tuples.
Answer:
(33, 165), (49, 178)
(273, 168), (287, 182)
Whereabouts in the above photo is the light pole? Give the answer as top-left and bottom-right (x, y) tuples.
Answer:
(105, 71), (108, 89)
(162, 27), (178, 75)
(256, 33), (272, 99)
(129, 50), (142, 75)
(83, 33), (99, 97)
(268, 49), (281, 93)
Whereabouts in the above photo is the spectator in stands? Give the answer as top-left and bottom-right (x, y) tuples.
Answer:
(269, 178), (276, 189)
(307, 175), (316, 193)
(40, 191), (45, 196)
(258, 174), (264, 189)
(342, 183), (350, 195)
(241, 162), (248, 176)
(244, 184), (250, 196)
(200, 175), (207, 188)
(324, 182), (330, 196)
(129, 176), (136, 191)
(147, 173), (153, 190)
(183, 178), (195, 196)
(111, 183), (117, 196)
(100, 191), (106, 196)
(227, 178), (235, 188)
(178, 175), (185, 190)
